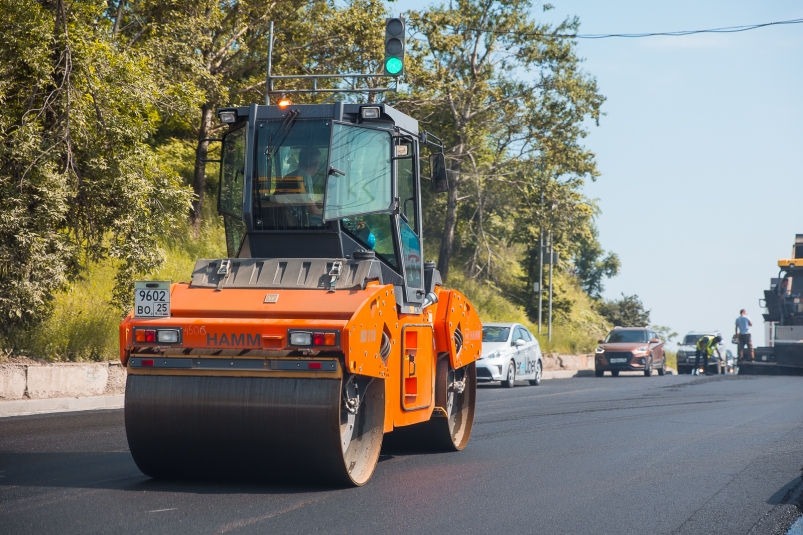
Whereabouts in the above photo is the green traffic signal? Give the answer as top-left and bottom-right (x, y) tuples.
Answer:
(385, 57), (403, 75)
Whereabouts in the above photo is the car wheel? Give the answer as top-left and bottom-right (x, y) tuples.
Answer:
(595, 369), (604, 378)
(644, 358), (652, 377)
(501, 360), (515, 388)
(657, 357), (666, 376)
(611, 370), (620, 377)
(528, 360), (542, 386)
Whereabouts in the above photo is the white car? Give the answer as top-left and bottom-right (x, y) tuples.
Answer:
(477, 323), (543, 387)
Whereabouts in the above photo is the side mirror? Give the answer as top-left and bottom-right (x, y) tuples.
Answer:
(430, 153), (448, 193)
(598, 339), (605, 344)
(514, 339), (526, 347)
(650, 338), (660, 343)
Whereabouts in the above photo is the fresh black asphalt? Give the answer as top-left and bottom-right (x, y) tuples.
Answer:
(1, 374), (802, 535)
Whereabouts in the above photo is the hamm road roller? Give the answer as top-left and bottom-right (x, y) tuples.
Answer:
(119, 98), (482, 486)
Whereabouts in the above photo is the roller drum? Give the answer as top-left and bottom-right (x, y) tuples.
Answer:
(125, 374), (384, 486)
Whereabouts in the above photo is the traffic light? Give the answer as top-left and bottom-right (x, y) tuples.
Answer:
(384, 17), (405, 76)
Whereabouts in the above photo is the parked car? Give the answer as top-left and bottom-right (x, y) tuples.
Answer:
(477, 323), (543, 387)
(675, 331), (726, 375)
(595, 327), (666, 377)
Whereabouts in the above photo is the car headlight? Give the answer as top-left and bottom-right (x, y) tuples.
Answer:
(636, 346), (648, 353)
(595, 347), (605, 354)
(485, 350), (500, 360)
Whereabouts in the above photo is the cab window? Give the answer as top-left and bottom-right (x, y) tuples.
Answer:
(341, 214), (397, 268)
(397, 141), (417, 232)
(399, 218), (422, 288)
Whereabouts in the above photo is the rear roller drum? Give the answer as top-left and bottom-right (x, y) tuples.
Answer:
(383, 355), (476, 452)
(124, 372), (384, 487)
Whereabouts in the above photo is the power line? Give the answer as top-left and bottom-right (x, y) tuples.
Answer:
(451, 17), (803, 39)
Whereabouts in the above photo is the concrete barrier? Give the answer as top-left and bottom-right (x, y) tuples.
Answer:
(0, 362), (126, 402)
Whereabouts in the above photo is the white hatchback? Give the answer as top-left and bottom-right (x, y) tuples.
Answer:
(477, 323), (543, 387)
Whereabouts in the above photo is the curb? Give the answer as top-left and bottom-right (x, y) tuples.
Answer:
(0, 394), (124, 418)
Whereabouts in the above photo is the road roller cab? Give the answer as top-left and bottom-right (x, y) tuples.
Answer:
(120, 101), (482, 486)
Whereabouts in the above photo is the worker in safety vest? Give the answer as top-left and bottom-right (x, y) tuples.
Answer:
(694, 335), (722, 376)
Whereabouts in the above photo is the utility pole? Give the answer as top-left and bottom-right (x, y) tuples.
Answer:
(537, 190), (544, 334)
(548, 230), (553, 342)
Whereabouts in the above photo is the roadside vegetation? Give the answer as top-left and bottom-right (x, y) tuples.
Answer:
(0, 0), (670, 361)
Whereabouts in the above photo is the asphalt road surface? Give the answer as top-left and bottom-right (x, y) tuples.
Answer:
(2, 373), (802, 535)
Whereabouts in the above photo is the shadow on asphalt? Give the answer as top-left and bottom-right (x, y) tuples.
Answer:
(0, 451), (346, 494)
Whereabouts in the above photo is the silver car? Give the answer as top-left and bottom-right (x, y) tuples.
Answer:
(477, 323), (543, 387)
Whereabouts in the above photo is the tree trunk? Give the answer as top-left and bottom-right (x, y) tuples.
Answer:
(437, 156), (462, 282)
(190, 103), (214, 236)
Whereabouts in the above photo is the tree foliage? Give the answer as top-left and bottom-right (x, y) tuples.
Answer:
(0, 0), (193, 339)
(596, 293), (651, 328)
(1, 0), (636, 355)
(397, 0), (604, 289)
(572, 225), (620, 299)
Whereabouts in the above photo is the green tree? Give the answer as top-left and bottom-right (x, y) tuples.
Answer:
(0, 0), (192, 341)
(114, 0), (392, 234)
(596, 294), (651, 327)
(651, 325), (678, 344)
(572, 225), (620, 299)
(401, 0), (604, 284)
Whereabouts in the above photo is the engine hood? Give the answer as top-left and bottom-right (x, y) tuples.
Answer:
(481, 341), (510, 358)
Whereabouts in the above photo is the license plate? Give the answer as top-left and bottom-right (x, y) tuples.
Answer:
(609, 358), (627, 363)
(134, 281), (170, 317)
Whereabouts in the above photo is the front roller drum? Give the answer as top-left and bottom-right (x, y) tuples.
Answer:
(124, 373), (384, 486)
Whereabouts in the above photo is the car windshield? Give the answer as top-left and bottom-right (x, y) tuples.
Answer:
(682, 335), (705, 345)
(605, 330), (648, 343)
(483, 327), (510, 343)
(253, 119), (330, 230)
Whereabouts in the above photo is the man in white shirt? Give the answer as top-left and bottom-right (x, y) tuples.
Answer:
(735, 309), (754, 361)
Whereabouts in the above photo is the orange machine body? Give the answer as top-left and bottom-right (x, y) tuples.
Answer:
(120, 282), (482, 432)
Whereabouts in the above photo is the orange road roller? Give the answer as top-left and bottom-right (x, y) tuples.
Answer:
(120, 102), (482, 486)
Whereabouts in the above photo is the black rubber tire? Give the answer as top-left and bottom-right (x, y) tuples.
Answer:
(382, 357), (476, 453)
(528, 360), (542, 386)
(657, 357), (666, 376)
(501, 360), (516, 388)
(611, 370), (620, 377)
(644, 358), (653, 377)
(595, 369), (604, 377)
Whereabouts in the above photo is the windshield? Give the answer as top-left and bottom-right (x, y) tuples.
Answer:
(682, 335), (706, 345)
(605, 330), (648, 343)
(483, 327), (510, 343)
(253, 119), (330, 230)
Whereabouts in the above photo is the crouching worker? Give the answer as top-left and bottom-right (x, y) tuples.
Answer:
(694, 335), (723, 376)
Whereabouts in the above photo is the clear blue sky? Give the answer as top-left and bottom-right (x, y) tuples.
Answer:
(393, 0), (803, 348)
